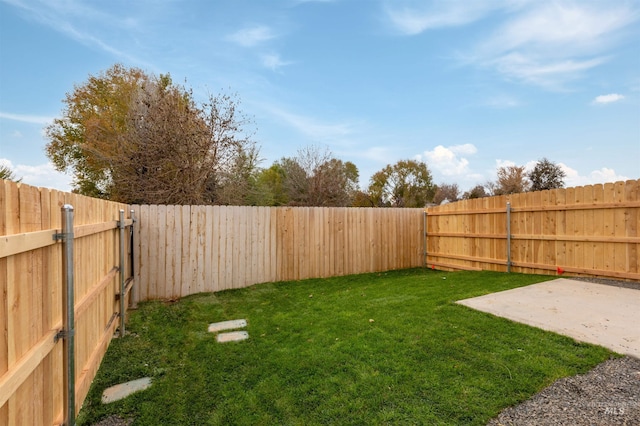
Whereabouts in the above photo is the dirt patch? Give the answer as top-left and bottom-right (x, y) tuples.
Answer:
(489, 356), (640, 426)
(92, 415), (133, 426)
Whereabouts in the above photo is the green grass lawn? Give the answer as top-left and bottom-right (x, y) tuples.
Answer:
(78, 269), (614, 425)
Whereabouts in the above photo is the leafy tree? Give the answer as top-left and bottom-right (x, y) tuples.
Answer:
(433, 183), (460, 205)
(280, 157), (309, 205)
(253, 164), (289, 206)
(368, 159), (435, 207)
(46, 64), (148, 198)
(528, 158), (566, 191)
(45, 64), (257, 204)
(214, 144), (262, 205)
(492, 165), (530, 195)
(0, 164), (21, 182)
(351, 190), (375, 207)
(462, 185), (488, 199)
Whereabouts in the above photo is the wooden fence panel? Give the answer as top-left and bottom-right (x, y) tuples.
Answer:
(132, 206), (425, 298)
(0, 180), (132, 425)
(426, 179), (640, 281)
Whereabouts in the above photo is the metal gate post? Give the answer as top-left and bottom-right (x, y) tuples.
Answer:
(506, 202), (512, 273)
(129, 209), (137, 309)
(118, 209), (126, 336)
(423, 211), (427, 268)
(59, 204), (76, 426)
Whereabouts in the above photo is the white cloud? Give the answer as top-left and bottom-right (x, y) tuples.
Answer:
(384, 1), (503, 35)
(561, 163), (629, 187)
(4, 0), (148, 67)
(0, 111), (54, 125)
(495, 159), (516, 170)
(484, 95), (521, 108)
(262, 105), (355, 143)
(0, 158), (73, 191)
(489, 53), (606, 89)
(455, 1), (640, 89)
(419, 143), (478, 176)
(492, 159), (630, 188)
(227, 25), (276, 47)
(261, 53), (292, 71)
(11, 130), (23, 138)
(591, 93), (625, 105)
(486, 2), (635, 54)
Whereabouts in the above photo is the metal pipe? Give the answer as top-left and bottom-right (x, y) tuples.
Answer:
(423, 211), (427, 268)
(119, 209), (126, 337)
(129, 209), (137, 309)
(61, 204), (76, 426)
(506, 202), (512, 273)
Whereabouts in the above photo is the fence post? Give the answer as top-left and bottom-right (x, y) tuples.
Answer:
(129, 209), (137, 309)
(59, 204), (76, 426)
(506, 202), (512, 273)
(118, 209), (126, 337)
(423, 211), (427, 268)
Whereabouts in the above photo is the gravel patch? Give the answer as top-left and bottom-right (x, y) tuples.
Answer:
(488, 356), (640, 426)
(91, 415), (133, 426)
(571, 276), (640, 291)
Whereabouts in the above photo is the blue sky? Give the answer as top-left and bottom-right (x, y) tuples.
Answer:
(1, 0), (639, 193)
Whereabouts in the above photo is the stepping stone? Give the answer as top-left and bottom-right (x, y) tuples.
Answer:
(217, 331), (249, 343)
(208, 319), (247, 333)
(101, 377), (152, 404)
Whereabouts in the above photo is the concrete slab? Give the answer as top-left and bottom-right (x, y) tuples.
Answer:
(217, 331), (249, 343)
(208, 319), (247, 333)
(101, 377), (152, 404)
(457, 279), (640, 358)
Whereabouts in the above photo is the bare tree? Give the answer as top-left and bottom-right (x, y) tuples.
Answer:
(492, 165), (531, 195)
(46, 64), (257, 204)
(272, 146), (359, 207)
(434, 183), (460, 205)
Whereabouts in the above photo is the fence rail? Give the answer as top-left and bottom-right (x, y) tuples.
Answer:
(0, 180), (133, 426)
(425, 179), (639, 280)
(131, 206), (425, 300)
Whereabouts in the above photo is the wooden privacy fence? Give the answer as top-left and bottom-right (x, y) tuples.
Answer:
(131, 206), (425, 300)
(425, 179), (640, 281)
(0, 180), (134, 426)
(2, 177), (637, 424)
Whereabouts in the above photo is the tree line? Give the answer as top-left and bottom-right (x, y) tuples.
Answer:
(4, 64), (565, 207)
